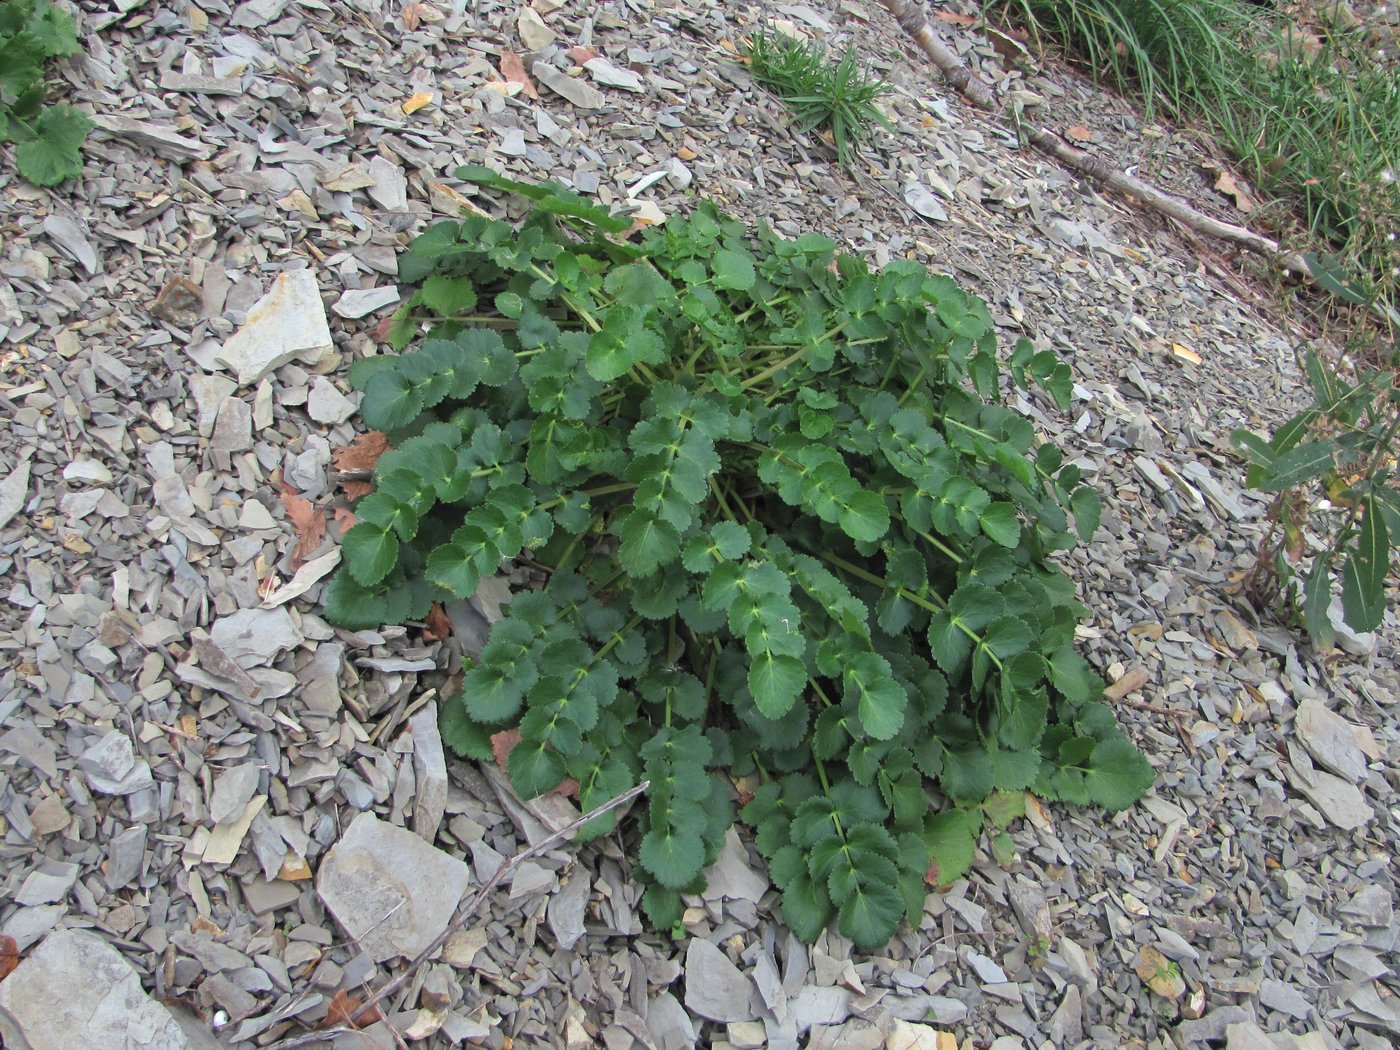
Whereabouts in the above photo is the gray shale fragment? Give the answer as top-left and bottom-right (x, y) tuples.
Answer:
(1294, 697), (1368, 781)
(79, 729), (154, 795)
(0, 928), (189, 1050)
(683, 937), (760, 1023)
(317, 811), (470, 961)
(91, 113), (213, 161)
(209, 763), (262, 825)
(209, 607), (302, 669)
(409, 701), (448, 841)
(533, 62), (606, 109)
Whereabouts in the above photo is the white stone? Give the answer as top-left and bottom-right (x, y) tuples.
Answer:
(645, 992), (696, 1050)
(15, 862), (79, 906)
(307, 377), (358, 425)
(409, 702), (449, 842)
(0, 929), (188, 1050)
(188, 374), (237, 436)
(885, 1020), (945, 1050)
(215, 270), (332, 387)
(533, 63), (605, 109)
(701, 827), (769, 903)
(792, 986), (853, 1032)
(1226, 1021), (1278, 1050)
(332, 285), (399, 319)
(79, 730), (154, 795)
(209, 763), (262, 825)
(317, 811), (471, 961)
(1326, 597), (1376, 656)
(367, 156), (407, 211)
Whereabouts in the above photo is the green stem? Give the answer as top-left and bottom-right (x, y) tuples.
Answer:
(740, 319), (849, 390)
(811, 755), (845, 836)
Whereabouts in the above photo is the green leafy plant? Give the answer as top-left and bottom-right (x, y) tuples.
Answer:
(0, 0), (90, 185)
(742, 23), (891, 168)
(324, 168), (1153, 950)
(1233, 252), (1399, 648)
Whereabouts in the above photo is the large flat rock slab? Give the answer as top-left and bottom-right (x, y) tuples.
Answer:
(317, 811), (471, 961)
(0, 928), (189, 1050)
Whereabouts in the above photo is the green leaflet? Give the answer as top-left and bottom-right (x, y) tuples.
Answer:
(316, 173), (1147, 957)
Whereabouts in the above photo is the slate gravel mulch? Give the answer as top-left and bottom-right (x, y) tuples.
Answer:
(1, 0), (1396, 1047)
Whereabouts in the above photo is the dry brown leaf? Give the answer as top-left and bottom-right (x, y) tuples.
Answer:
(1103, 666), (1151, 700)
(932, 10), (977, 26)
(401, 2), (426, 30)
(321, 989), (382, 1029)
(332, 506), (357, 535)
(567, 45), (600, 64)
(279, 482), (326, 570)
(423, 603), (453, 641)
(1064, 125), (1093, 143)
(499, 50), (539, 99)
(0, 935), (18, 982)
(490, 728), (522, 770)
(402, 91), (433, 115)
(332, 431), (388, 500)
(677, 144), (698, 162)
(1213, 168), (1254, 212)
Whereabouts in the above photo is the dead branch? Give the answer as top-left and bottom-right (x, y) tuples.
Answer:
(879, 0), (1311, 277)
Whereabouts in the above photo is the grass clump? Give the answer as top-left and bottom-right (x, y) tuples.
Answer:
(742, 24), (891, 168)
(983, 0), (1400, 317)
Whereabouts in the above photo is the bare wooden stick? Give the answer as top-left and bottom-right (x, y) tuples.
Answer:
(878, 0), (1312, 277)
(264, 780), (649, 1048)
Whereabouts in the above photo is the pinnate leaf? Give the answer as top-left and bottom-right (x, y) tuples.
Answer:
(838, 488), (890, 542)
(711, 249), (756, 291)
(342, 523), (398, 587)
(640, 825), (706, 889)
(844, 652), (905, 740)
(507, 738), (567, 798)
(15, 103), (90, 186)
(362, 369), (424, 432)
(1081, 737), (1154, 811)
(748, 651), (806, 719)
(616, 507), (682, 576)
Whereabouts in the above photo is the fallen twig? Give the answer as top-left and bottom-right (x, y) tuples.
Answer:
(879, 0), (1313, 276)
(264, 780), (649, 1049)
